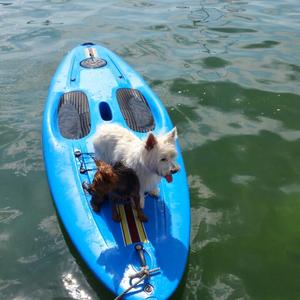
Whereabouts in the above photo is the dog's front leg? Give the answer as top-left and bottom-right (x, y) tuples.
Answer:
(110, 194), (121, 222)
(133, 196), (148, 222)
(139, 191), (145, 209)
(111, 203), (121, 223)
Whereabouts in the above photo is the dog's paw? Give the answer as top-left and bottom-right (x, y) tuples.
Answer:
(90, 200), (101, 213)
(139, 196), (145, 209)
(138, 211), (148, 223)
(112, 213), (121, 223)
(149, 188), (159, 198)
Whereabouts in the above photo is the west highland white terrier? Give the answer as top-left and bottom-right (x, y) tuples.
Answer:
(93, 124), (179, 208)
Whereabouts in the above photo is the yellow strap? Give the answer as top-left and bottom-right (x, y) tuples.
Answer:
(133, 208), (148, 243)
(117, 204), (148, 246)
(118, 205), (132, 245)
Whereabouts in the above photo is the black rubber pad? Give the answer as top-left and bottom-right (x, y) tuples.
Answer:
(116, 88), (155, 132)
(58, 91), (91, 139)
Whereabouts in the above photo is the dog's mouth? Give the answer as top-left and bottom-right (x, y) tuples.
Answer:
(164, 174), (173, 183)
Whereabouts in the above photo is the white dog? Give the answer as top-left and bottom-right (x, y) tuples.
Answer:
(93, 124), (179, 208)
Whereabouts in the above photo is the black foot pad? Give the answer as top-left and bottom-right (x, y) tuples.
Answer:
(116, 88), (155, 133)
(58, 91), (91, 139)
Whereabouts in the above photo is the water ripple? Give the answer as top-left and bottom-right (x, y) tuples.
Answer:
(1, 0), (300, 299)
(0, 279), (21, 292)
(0, 207), (22, 224)
(188, 7), (224, 25)
(173, 102), (300, 151)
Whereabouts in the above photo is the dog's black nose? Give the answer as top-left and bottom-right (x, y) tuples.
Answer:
(171, 165), (180, 174)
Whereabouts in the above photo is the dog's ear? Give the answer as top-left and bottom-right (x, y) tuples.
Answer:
(166, 127), (177, 143)
(145, 133), (157, 150)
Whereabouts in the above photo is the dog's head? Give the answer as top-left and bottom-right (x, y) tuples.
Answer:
(144, 127), (180, 183)
(89, 160), (119, 197)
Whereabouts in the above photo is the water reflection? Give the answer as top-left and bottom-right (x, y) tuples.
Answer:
(208, 273), (249, 300)
(188, 174), (215, 199)
(62, 273), (92, 300)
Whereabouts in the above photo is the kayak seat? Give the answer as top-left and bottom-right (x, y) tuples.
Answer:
(116, 88), (155, 133)
(58, 91), (91, 139)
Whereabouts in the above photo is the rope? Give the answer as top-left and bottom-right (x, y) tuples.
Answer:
(114, 266), (160, 300)
(114, 273), (147, 300)
(74, 151), (97, 174)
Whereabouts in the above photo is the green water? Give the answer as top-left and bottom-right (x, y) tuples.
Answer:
(1, 1), (300, 299)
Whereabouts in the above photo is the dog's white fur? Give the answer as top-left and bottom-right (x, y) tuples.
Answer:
(93, 124), (178, 208)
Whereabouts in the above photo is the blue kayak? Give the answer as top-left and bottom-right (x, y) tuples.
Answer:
(42, 43), (190, 299)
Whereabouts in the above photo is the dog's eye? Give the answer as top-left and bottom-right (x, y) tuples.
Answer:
(160, 157), (167, 162)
